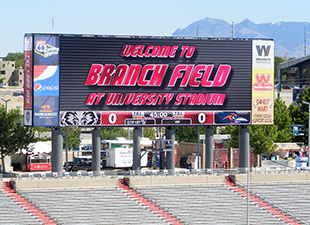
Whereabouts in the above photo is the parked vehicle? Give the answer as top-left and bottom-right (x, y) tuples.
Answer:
(65, 156), (92, 172)
(72, 145), (92, 152)
(13, 91), (24, 96)
(27, 153), (51, 171)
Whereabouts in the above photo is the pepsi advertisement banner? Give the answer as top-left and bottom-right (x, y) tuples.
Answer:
(33, 65), (59, 96)
(25, 34), (274, 127)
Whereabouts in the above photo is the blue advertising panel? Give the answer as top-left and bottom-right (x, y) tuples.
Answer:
(33, 96), (59, 127)
(33, 35), (59, 65)
(32, 34), (59, 126)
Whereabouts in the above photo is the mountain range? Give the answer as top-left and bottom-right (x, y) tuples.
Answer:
(172, 17), (310, 58)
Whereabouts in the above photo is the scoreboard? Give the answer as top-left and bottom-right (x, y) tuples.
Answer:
(24, 34), (274, 127)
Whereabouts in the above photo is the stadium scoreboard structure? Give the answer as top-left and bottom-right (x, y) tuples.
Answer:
(24, 34), (274, 127)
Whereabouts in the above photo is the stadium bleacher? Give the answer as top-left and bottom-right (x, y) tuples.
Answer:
(0, 190), (43, 225)
(135, 185), (289, 225)
(19, 188), (171, 225)
(1, 172), (310, 224)
(249, 182), (310, 224)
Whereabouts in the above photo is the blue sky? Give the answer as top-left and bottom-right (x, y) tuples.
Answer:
(1, 0), (310, 56)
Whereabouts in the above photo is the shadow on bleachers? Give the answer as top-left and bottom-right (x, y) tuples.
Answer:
(247, 182), (310, 224)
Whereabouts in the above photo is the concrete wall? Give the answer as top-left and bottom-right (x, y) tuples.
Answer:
(232, 173), (310, 184)
(129, 175), (225, 187)
(7, 172), (310, 191)
(12, 177), (119, 191)
(10, 175), (226, 191)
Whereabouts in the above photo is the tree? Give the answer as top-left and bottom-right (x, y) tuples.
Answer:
(100, 127), (129, 140)
(220, 124), (277, 167)
(175, 126), (198, 143)
(290, 87), (310, 145)
(142, 127), (156, 140)
(61, 127), (81, 150)
(3, 52), (24, 69)
(219, 125), (239, 148)
(220, 96), (292, 155)
(274, 96), (293, 143)
(0, 105), (36, 173)
(175, 126), (218, 143)
(249, 125), (278, 155)
(32, 127), (51, 140)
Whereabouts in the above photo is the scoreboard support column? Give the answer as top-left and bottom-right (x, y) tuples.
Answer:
(166, 127), (175, 175)
(52, 127), (63, 177)
(92, 128), (101, 176)
(205, 126), (214, 171)
(239, 126), (250, 172)
(159, 151), (165, 170)
(132, 127), (141, 175)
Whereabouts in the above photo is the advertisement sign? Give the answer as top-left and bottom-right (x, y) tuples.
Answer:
(24, 36), (33, 110)
(251, 40), (274, 125)
(33, 36), (59, 65)
(33, 65), (59, 96)
(32, 35), (60, 126)
(33, 96), (59, 127)
(24, 36), (33, 126)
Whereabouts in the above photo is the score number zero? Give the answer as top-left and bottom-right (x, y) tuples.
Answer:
(108, 113), (117, 124)
(198, 112), (207, 124)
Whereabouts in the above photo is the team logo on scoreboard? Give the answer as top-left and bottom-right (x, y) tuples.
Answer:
(215, 111), (250, 124)
(60, 111), (101, 126)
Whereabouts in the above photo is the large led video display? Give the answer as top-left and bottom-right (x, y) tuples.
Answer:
(24, 34), (274, 127)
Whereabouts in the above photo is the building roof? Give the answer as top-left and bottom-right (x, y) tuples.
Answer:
(278, 55), (310, 69)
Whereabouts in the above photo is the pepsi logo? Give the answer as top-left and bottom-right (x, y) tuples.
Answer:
(34, 83), (42, 92)
(34, 83), (59, 93)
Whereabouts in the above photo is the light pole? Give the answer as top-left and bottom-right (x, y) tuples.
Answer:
(1, 97), (11, 112)
(302, 101), (310, 165)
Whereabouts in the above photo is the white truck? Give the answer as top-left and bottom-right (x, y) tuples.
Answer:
(105, 145), (148, 168)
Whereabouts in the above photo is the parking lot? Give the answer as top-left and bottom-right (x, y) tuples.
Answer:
(0, 87), (23, 112)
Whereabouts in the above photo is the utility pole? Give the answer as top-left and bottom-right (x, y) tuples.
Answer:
(304, 26), (307, 56)
(232, 21), (235, 38)
(1, 97), (11, 113)
(52, 11), (54, 32)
